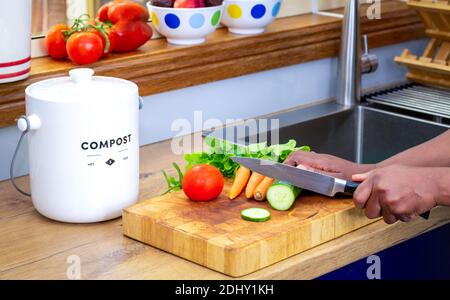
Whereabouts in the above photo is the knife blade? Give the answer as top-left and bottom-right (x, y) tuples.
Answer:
(232, 157), (357, 196)
(231, 157), (429, 220)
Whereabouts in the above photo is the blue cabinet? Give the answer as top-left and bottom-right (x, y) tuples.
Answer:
(318, 223), (450, 280)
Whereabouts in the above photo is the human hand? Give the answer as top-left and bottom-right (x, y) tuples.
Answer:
(352, 165), (439, 224)
(284, 151), (373, 180)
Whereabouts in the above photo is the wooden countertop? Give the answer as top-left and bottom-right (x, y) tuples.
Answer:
(1, 135), (450, 279)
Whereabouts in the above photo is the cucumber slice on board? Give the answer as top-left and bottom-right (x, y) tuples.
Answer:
(266, 181), (301, 211)
(241, 208), (271, 222)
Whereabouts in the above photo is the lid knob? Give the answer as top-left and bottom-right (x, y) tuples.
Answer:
(69, 68), (94, 84)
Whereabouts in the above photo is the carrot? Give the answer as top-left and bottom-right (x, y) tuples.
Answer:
(244, 172), (265, 199)
(253, 177), (275, 201)
(229, 166), (251, 199)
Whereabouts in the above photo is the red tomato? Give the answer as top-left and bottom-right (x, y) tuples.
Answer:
(66, 32), (103, 65)
(182, 164), (224, 201)
(97, 30), (116, 57)
(86, 21), (116, 57)
(45, 24), (70, 59)
(110, 21), (152, 52)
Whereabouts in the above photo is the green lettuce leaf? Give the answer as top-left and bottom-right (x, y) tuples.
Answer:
(181, 137), (311, 178)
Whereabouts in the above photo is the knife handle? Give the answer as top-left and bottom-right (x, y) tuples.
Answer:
(344, 180), (359, 194)
(343, 180), (429, 220)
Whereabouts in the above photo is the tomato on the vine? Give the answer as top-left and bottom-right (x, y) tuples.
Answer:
(86, 21), (115, 57)
(66, 32), (104, 65)
(45, 2), (151, 64)
(95, 29), (116, 57)
(45, 24), (70, 59)
(182, 164), (224, 201)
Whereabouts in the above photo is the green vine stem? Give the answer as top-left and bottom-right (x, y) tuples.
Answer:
(63, 13), (111, 54)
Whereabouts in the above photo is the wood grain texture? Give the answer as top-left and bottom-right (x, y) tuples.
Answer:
(0, 0), (424, 128)
(0, 136), (449, 279)
(123, 181), (377, 277)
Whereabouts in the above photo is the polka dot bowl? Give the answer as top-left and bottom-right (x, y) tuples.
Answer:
(221, 0), (282, 35)
(147, 4), (224, 46)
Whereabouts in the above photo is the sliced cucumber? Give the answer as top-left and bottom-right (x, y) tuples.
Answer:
(241, 208), (271, 222)
(266, 181), (301, 211)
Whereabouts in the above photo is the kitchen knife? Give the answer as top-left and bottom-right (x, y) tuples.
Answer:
(231, 157), (430, 220)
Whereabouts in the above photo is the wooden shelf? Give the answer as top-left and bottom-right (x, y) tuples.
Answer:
(0, 0), (424, 128)
(395, 0), (450, 88)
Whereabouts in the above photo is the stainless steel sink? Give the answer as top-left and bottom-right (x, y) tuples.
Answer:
(207, 103), (449, 164)
(206, 0), (449, 166)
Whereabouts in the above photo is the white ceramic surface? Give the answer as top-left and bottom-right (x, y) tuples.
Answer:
(22, 68), (140, 223)
(0, 0), (32, 83)
(221, 0), (282, 35)
(147, 4), (224, 45)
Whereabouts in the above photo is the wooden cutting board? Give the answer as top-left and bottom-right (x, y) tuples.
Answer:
(122, 180), (377, 277)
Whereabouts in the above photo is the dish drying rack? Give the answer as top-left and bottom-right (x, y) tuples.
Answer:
(395, 0), (450, 88)
(366, 0), (450, 123)
(363, 83), (450, 123)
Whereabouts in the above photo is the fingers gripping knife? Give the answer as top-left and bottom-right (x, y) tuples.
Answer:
(232, 157), (430, 220)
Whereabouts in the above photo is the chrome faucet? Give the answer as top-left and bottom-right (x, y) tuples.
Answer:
(336, 0), (378, 107)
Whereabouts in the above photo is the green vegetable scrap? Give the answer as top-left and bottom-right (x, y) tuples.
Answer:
(161, 137), (311, 195)
(161, 162), (183, 195)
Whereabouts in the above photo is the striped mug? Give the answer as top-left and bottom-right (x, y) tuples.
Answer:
(0, 0), (32, 84)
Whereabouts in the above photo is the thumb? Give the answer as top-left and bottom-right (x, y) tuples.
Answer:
(352, 170), (372, 182)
